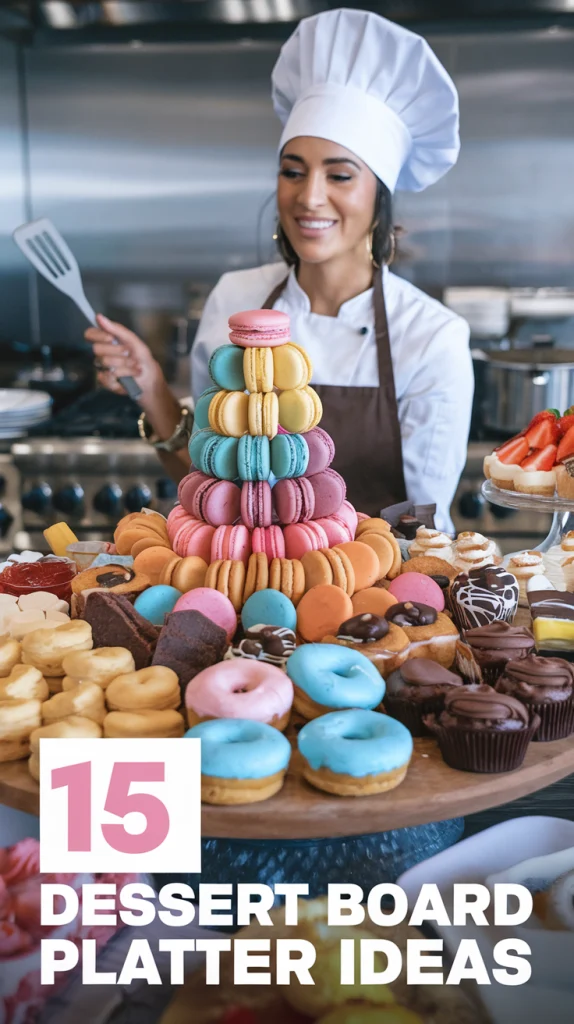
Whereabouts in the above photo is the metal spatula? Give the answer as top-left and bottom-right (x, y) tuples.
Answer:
(12, 217), (142, 401)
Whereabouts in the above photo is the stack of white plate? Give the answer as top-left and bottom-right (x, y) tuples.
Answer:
(0, 389), (52, 439)
(443, 286), (511, 339)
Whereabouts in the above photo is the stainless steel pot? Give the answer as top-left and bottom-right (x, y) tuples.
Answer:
(481, 349), (574, 435)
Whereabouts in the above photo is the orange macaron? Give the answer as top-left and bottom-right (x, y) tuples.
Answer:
(133, 546), (180, 585)
(351, 586), (398, 618)
(333, 541), (379, 592)
(171, 556), (208, 592)
(296, 583), (354, 643)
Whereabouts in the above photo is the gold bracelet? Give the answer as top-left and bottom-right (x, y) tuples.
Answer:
(138, 406), (193, 452)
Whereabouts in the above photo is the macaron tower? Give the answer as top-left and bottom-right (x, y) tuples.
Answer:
(166, 309), (361, 610)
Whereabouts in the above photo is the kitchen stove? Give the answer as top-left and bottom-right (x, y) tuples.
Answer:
(8, 438), (178, 553)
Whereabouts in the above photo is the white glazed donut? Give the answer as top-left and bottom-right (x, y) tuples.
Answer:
(106, 666), (180, 712)
(0, 665), (49, 702)
(62, 647), (135, 690)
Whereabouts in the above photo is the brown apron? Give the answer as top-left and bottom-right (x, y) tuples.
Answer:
(263, 269), (407, 516)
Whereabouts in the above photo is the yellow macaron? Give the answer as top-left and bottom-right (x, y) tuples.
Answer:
(248, 391), (279, 439)
(243, 346), (273, 393)
(272, 342), (312, 390)
(209, 390), (249, 437)
(278, 385), (322, 433)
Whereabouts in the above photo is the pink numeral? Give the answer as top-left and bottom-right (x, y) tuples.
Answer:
(101, 762), (170, 854)
(51, 760), (92, 851)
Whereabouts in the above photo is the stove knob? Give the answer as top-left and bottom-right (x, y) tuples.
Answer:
(156, 477), (178, 501)
(0, 504), (14, 538)
(125, 484), (152, 513)
(22, 482), (52, 514)
(93, 483), (123, 517)
(53, 483), (85, 517)
(458, 491), (485, 519)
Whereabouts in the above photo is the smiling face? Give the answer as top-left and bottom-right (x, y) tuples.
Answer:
(277, 136), (379, 267)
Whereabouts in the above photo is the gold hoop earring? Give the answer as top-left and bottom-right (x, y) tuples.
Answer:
(386, 230), (396, 266)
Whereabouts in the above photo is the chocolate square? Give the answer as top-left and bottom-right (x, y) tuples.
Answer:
(82, 591), (159, 669)
(152, 610), (227, 699)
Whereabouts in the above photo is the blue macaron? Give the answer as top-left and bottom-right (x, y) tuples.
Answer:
(134, 585), (182, 626)
(209, 345), (246, 391)
(199, 434), (239, 481)
(270, 433), (309, 478)
(241, 588), (297, 633)
(237, 435), (271, 481)
(194, 385), (220, 429)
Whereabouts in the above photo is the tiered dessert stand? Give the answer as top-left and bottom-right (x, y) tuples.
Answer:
(482, 479), (574, 556)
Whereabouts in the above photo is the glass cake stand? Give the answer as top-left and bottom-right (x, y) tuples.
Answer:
(482, 479), (574, 553)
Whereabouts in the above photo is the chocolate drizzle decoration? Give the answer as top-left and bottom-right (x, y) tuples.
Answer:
(95, 567), (136, 589)
(386, 602), (437, 628)
(228, 625), (296, 666)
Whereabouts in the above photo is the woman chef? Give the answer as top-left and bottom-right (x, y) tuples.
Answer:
(87, 9), (473, 531)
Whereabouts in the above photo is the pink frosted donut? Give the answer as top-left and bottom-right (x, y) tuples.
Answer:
(185, 659), (293, 730)
(252, 526), (285, 559)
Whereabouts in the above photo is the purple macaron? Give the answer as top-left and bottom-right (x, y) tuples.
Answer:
(241, 481), (273, 529)
(181, 474), (241, 527)
(303, 427), (335, 476)
(273, 477), (315, 525)
(307, 468), (346, 519)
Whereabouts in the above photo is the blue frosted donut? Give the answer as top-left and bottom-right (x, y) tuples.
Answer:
(287, 643), (385, 717)
(185, 718), (291, 779)
(298, 709), (413, 791)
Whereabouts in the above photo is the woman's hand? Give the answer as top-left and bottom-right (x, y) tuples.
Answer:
(84, 314), (164, 401)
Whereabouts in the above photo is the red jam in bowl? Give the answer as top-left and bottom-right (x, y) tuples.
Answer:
(0, 559), (76, 600)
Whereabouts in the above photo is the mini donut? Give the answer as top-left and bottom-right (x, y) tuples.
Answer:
(0, 738), (30, 763)
(103, 709), (185, 739)
(185, 660), (293, 731)
(287, 644), (384, 720)
(298, 709), (413, 796)
(106, 666), (180, 712)
(21, 620), (92, 677)
(185, 719), (291, 804)
(42, 682), (106, 725)
(61, 647), (135, 690)
(29, 716), (103, 781)
(0, 665), (49, 703)
(0, 699), (42, 741)
(0, 638), (21, 678)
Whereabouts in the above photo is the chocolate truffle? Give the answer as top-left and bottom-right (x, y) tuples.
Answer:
(226, 624), (296, 669)
(386, 602), (437, 628)
(459, 621), (535, 686)
(384, 658), (463, 735)
(450, 565), (519, 632)
(496, 654), (574, 742)
(336, 613), (389, 643)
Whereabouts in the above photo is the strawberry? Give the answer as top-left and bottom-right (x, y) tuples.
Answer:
(520, 444), (557, 471)
(559, 407), (574, 436)
(557, 424), (574, 463)
(495, 436), (530, 464)
(525, 416), (561, 447)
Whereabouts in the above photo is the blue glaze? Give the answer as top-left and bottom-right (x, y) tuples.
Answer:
(189, 427), (216, 464)
(287, 644), (384, 710)
(194, 386), (220, 429)
(186, 719), (291, 779)
(237, 435), (271, 481)
(271, 433), (309, 479)
(134, 585), (182, 626)
(199, 434), (239, 481)
(209, 345), (246, 391)
(91, 553), (134, 568)
(298, 709), (413, 777)
(241, 589), (297, 632)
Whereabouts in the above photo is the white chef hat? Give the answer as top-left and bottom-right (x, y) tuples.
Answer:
(272, 8), (460, 193)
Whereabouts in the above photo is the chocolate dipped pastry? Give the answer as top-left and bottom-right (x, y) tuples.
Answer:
(385, 601), (459, 668)
(424, 687), (540, 773)
(456, 620), (535, 686)
(450, 565), (519, 632)
(496, 654), (574, 741)
(72, 564), (149, 598)
(384, 658), (463, 735)
(322, 612), (410, 676)
(226, 625), (296, 670)
(527, 575), (574, 651)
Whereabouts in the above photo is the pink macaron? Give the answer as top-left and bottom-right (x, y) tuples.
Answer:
(307, 468), (346, 519)
(166, 504), (191, 544)
(189, 477), (241, 527)
(339, 500), (359, 538)
(273, 477), (315, 525)
(173, 587), (237, 641)
(241, 481), (273, 529)
(172, 517), (215, 563)
(178, 470), (210, 515)
(284, 521), (329, 560)
(387, 571), (445, 613)
(303, 426), (335, 476)
(313, 514), (352, 546)
(229, 309), (290, 348)
(252, 525), (285, 560)
(211, 524), (251, 566)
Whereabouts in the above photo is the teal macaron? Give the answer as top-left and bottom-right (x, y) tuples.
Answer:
(199, 434), (239, 481)
(189, 427), (216, 466)
(270, 433), (309, 479)
(194, 385), (220, 429)
(241, 588), (297, 632)
(209, 344), (246, 390)
(134, 585), (182, 626)
(237, 435), (271, 481)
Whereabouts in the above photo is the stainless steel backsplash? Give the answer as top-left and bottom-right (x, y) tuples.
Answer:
(1, 27), (573, 351)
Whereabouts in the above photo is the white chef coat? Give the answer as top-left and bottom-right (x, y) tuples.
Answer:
(190, 262), (473, 532)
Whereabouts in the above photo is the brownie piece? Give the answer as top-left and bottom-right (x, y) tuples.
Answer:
(82, 591), (159, 669)
(152, 610), (227, 700)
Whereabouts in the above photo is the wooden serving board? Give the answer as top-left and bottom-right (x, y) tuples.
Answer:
(3, 732), (574, 839)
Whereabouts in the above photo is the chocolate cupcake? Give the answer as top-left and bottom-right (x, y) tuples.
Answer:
(385, 601), (459, 668)
(496, 655), (574, 742)
(424, 688), (540, 772)
(450, 565), (519, 631)
(384, 658), (463, 735)
(457, 621), (535, 686)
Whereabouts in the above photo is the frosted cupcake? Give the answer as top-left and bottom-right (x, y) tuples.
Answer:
(507, 551), (546, 606)
(409, 527), (454, 563)
(453, 531), (500, 572)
